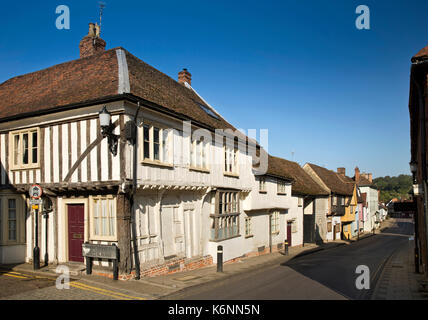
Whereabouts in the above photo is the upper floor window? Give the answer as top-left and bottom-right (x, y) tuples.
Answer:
(341, 197), (345, 206)
(259, 177), (267, 193)
(277, 180), (287, 194)
(224, 144), (238, 175)
(190, 137), (209, 170)
(141, 124), (171, 165)
(332, 195), (337, 206)
(10, 128), (40, 170)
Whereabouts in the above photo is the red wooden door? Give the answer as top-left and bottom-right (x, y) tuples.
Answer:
(287, 222), (292, 247)
(68, 204), (84, 262)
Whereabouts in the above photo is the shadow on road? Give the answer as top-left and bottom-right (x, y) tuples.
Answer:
(279, 219), (414, 300)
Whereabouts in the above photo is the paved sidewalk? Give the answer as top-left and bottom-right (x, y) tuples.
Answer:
(1, 240), (346, 300)
(370, 218), (426, 300)
(371, 239), (423, 300)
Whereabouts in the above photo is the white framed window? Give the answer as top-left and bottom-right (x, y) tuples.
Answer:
(141, 123), (172, 165)
(245, 217), (252, 237)
(90, 196), (117, 241)
(298, 197), (303, 207)
(259, 177), (267, 193)
(332, 195), (337, 206)
(271, 210), (280, 234)
(224, 144), (238, 175)
(277, 180), (287, 194)
(8, 199), (16, 241)
(0, 195), (23, 245)
(341, 197), (345, 206)
(190, 137), (209, 170)
(9, 127), (40, 170)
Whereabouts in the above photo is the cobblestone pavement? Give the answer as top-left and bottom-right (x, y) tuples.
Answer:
(0, 270), (149, 300)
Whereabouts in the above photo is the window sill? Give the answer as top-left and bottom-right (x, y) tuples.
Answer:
(209, 234), (241, 242)
(259, 190), (267, 194)
(245, 235), (254, 239)
(224, 172), (239, 178)
(10, 164), (41, 171)
(189, 166), (210, 173)
(277, 192), (287, 196)
(141, 159), (173, 168)
(0, 241), (25, 246)
(271, 231), (280, 235)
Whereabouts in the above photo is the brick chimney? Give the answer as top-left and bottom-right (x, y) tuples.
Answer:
(355, 167), (360, 182)
(79, 22), (106, 58)
(361, 173), (373, 183)
(337, 167), (346, 176)
(178, 68), (192, 86)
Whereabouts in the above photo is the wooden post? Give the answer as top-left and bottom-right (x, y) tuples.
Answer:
(116, 193), (132, 274)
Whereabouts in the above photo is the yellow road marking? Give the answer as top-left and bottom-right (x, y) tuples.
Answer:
(72, 281), (146, 300)
(1, 273), (29, 279)
(69, 282), (131, 300)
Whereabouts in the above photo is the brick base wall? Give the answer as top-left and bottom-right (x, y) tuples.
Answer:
(140, 255), (213, 278)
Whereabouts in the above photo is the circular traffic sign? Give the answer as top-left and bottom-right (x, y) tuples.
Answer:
(29, 184), (43, 199)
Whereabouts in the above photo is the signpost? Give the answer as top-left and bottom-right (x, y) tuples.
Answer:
(30, 184), (43, 270)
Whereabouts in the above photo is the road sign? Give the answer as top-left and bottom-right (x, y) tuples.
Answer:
(32, 205), (39, 210)
(29, 184), (43, 199)
(29, 199), (42, 205)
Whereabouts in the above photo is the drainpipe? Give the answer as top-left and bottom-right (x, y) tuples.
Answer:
(130, 101), (142, 280)
(411, 60), (428, 275)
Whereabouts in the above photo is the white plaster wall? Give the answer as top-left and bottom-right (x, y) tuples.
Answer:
(288, 196), (303, 247)
(326, 216), (341, 241)
(359, 186), (379, 232)
(243, 176), (291, 211)
(315, 197), (329, 241)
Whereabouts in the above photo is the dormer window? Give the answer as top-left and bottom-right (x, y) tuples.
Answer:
(9, 128), (40, 170)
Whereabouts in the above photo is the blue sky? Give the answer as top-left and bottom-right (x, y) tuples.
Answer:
(0, 0), (425, 178)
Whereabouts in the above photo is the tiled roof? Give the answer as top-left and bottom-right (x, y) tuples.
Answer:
(0, 47), (236, 132)
(306, 163), (354, 196)
(267, 156), (329, 196)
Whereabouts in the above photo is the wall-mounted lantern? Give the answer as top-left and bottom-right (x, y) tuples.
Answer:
(99, 106), (119, 156)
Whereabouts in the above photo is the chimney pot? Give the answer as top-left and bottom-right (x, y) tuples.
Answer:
(178, 68), (192, 86)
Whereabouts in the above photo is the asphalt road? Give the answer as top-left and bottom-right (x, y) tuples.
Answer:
(171, 219), (414, 300)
